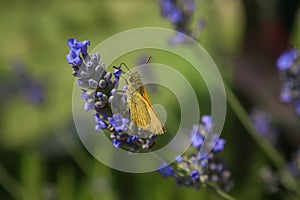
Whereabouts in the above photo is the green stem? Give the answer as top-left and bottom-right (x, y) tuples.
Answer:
(225, 82), (300, 197)
(56, 133), (92, 176)
(207, 183), (236, 200)
(0, 163), (26, 199)
(225, 83), (285, 169)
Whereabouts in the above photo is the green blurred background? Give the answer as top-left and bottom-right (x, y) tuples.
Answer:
(0, 0), (300, 199)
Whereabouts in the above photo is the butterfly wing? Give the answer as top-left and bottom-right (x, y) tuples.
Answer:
(129, 86), (165, 135)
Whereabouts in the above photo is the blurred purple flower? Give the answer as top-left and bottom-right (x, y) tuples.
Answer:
(277, 47), (300, 116)
(250, 108), (278, 145)
(159, 0), (204, 43)
(287, 149), (300, 178)
(276, 48), (298, 70)
(10, 59), (45, 105)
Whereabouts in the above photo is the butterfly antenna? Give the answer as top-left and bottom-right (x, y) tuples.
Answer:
(120, 63), (132, 72)
(145, 56), (152, 64)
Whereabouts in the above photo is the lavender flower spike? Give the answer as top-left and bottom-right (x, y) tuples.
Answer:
(158, 115), (233, 191)
(66, 38), (159, 152)
(277, 47), (300, 116)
